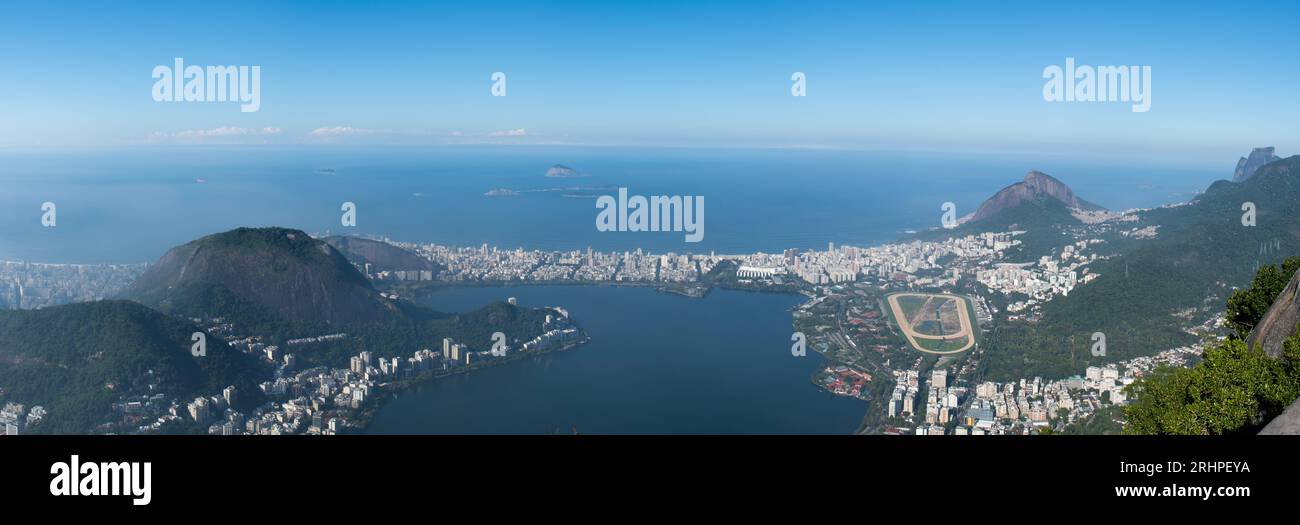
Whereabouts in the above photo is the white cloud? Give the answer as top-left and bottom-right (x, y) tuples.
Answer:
(307, 126), (383, 138)
(173, 126), (281, 138)
(488, 128), (527, 137)
(146, 126), (282, 143)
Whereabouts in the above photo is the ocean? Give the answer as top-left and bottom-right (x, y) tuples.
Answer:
(0, 146), (1220, 263)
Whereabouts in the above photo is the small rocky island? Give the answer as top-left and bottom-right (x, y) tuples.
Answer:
(544, 164), (584, 178)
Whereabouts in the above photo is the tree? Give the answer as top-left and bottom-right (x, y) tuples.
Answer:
(1225, 257), (1300, 339)
(1122, 335), (1300, 435)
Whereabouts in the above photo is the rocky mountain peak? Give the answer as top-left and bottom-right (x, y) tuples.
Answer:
(1233, 147), (1281, 182)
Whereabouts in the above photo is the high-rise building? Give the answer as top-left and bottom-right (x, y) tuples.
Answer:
(931, 369), (947, 389)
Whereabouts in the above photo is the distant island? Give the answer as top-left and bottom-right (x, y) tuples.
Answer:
(544, 164), (585, 178)
(483, 184), (616, 198)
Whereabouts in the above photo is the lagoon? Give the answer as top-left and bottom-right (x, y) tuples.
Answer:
(366, 285), (869, 434)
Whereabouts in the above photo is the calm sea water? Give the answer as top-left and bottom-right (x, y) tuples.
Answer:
(0, 146), (1219, 263)
(366, 285), (868, 435)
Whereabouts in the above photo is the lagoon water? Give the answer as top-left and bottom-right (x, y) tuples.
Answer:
(366, 285), (868, 434)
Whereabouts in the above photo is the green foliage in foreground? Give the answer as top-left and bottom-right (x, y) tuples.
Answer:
(1123, 258), (1300, 435)
(1225, 257), (1300, 339)
(1063, 405), (1124, 435)
(1122, 336), (1300, 435)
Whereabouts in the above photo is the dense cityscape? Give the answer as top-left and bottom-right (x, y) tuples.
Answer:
(3, 305), (584, 435)
(0, 261), (146, 310)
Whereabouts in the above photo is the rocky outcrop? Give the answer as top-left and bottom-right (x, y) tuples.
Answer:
(544, 164), (583, 178)
(1233, 147), (1281, 183)
(1246, 266), (1300, 359)
(1249, 265), (1300, 434)
(1259, 400), (1300, 434)
(970, 170), (1103, 222)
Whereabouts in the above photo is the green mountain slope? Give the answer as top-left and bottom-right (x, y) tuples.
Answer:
(0, 300), (266, 434)
(124, 227), (405, 334)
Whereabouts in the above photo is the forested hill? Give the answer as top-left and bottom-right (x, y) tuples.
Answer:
(0, 300), (266, 434)
(125, 227), (402, 327)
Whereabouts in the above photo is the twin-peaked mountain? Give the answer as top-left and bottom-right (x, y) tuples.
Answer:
(915, 169), (1102, 260)
(1234, 147), (1282, 183)
(970, 170), (1105, 223)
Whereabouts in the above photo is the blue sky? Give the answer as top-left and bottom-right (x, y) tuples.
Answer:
(1, 0), (1296, 162)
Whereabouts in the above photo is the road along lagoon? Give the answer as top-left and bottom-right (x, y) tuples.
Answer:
(886, 292), (976, 355)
